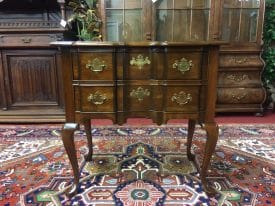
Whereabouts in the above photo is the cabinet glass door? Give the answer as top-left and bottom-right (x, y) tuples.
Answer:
(155, 0), (211, 41)
(104, 0), (144, 41)
(221, 0), (260, 42)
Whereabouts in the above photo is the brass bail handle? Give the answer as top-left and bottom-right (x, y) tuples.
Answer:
(86, 58), (107, 73)
(130, 54), (151, 70)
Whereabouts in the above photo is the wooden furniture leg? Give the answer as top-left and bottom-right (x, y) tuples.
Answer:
(187, 119), (196, 161)
(83, 119), (93, 161)
(200, 122), (219, 196)
(61, 123), (80, 197)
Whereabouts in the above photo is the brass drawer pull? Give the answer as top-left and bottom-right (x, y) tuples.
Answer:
(87, 91), (107, 105)
(226, 74), (249, 82)
(21, 37), (32, 43)
(130, 54), (151, 70)
(171, 91), (192, 106)
(86, 58), (107, 73)
(172, 58), (193, 74)
(231, 92), (247, 101)
(130, 87), (150, 101)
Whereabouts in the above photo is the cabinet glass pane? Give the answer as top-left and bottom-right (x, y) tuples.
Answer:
(174, 0), (191, 9)
(156, 10), (192, 41)
(239, 9), (258, 42)
(221, 9), (241, 41)
(191, 10), (209, 40)
(105, 0), (123, 8)
(156, 10), (173, 41)
(192, 0), (210, 8)
(125, 0), (142, 9)
(156, 0), (174, 9)
(124, 10), (142, 41)
(173, 10), (191, 41)
(242, 0), (260, 8)
(223, 0), (241, 8)
(106, 10), (123, 41)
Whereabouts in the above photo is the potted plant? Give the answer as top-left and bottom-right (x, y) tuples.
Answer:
(67, 0), (102, 41)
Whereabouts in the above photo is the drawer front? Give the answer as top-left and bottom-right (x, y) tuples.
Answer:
(125, 48), (163, 80)
(74, 86), (115, 112)
(73, 52), (114, 80)
(219, 54), (263, 67)
(0, 34), (62, 47)
(217, 88), (265, 104)
(165, 86), (200, 112)
(218, 71), (261, 86)
(166, 52), (202, 80)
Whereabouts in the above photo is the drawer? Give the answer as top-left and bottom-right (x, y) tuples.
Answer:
(219, 54), (263, 67)
(166, 51), (202, 80)
(165, 86), (200, 112)
(125, 48), (165, 80)
(0, 34), (62, 47)
(217, 88), (265, 104)
(122, 85), (161, 111)
(74, 86), (115, 112)
(218, 71), (261, 86)
(73, 52), (114, 80)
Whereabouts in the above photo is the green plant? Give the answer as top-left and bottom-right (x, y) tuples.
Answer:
(262, 0), (275, 85)
(67, 0), (102, 41)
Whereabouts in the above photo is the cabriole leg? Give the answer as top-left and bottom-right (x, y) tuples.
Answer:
(61, 123), (80, 197)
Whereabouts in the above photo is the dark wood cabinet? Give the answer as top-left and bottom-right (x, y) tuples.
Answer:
(0, 0), (66, 122)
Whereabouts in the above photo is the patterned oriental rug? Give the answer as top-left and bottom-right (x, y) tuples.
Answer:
(0, 124), (274, 206)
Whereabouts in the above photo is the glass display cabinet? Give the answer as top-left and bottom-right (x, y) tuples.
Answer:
(217, 0), (265, 115)
(99, 0), (266, 115)
(100, 0), (213, 41)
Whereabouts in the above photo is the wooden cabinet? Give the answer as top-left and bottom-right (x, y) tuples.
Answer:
(0, 0), (66, 122)
(53, 41), (222, 196)
(98, 0), (266, 114)
(217, 0), (266, 115)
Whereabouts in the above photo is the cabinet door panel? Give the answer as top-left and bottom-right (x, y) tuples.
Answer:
(3, 50), (60, 107)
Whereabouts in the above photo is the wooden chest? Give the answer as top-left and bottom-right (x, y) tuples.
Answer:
(57, 41), (221, 125)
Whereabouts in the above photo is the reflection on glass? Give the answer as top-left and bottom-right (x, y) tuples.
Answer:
(124, 10), (142, 41)
(191, 10), (209, 40)
(221, 9), (241, 41)
(240, 9), (258, 42)
(222, 0), (260, 42)
(156, 0), (210, 41)
(106, 10), (122, 41)
(156, 10), (173, 41)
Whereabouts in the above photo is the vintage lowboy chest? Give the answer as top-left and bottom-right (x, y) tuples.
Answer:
(53, 41), (222, 196)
